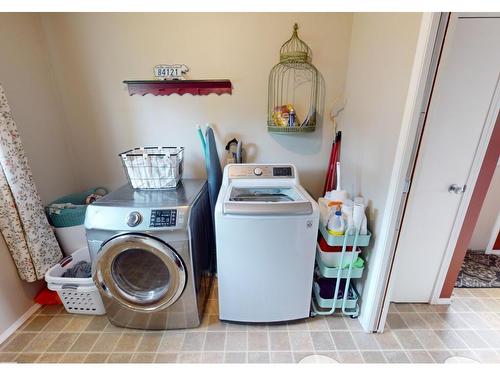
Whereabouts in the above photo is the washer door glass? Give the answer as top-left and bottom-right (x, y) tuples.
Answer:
(94, 234), (186, 311)
(111, 248), (170, 304)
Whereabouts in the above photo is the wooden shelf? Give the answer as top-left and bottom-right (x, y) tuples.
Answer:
(123, 80), (232, 96)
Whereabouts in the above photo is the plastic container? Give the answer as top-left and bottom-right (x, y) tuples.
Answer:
(317, 242), (360, 268)
(319, 221), (371, 247)
(317, 235), (353, 252)
(45, 247), (105, 315)
(353, 201), (367, 235)
(53, 224), (87, 256)
(46, 187), (107, 228)
(341, 199), (354, 229)
(313, 280), (358, 310)
(324, 190), (347, 202)
(315, 251), (364, 279)
(120, 146), (184, 189)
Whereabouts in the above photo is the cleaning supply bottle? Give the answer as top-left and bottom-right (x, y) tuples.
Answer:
(353, 197), (368, 235)
(327, 210), (345, 236)
(318, 198), (333, 224)
(341, 199), (354, 230)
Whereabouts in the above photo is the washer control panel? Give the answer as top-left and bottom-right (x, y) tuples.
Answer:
(272, 166), (293, 177)
(127, 211), (142, 227)
(150, 209), (177, 227)
(228, 164), (295, 179)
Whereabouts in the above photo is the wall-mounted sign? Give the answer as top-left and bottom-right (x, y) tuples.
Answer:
(154, 64), (189, 80)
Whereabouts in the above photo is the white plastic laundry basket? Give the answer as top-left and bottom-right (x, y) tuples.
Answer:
(45, 247), (105, 315)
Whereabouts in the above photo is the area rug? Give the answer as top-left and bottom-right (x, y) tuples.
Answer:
(455, 250), (500, 288)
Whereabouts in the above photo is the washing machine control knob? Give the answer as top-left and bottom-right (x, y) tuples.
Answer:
(254, 167), (263, 176)
(127, 211), (142, 227)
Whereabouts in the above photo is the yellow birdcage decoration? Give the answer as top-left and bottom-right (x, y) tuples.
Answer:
(268, 23), (319, 133)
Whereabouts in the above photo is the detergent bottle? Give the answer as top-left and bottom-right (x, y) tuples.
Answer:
(327, 210), (345, 236)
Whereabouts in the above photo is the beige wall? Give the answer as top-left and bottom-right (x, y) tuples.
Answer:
(41, 13), (353, 198)
(0, 13), (75, 337)
(0, 12), (426, 336)
(0, 14), (77, 204)
(0, 236), (42, 340)
(339, 13), (423, 328)
(470, 164), (500, 250)
(0, 12), (352, 337)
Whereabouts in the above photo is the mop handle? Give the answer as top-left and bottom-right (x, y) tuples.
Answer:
(336, 161), (341, 191)
(323, 142), (336, 195)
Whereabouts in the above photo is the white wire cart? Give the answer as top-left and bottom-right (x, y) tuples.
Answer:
(311, 223), (371, 318)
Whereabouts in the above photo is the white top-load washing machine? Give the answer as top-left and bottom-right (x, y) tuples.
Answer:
(215, 164), (319, 322)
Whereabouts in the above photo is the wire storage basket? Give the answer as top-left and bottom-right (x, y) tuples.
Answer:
(268, 23), (319, 134)
(120, 147), (184, 189)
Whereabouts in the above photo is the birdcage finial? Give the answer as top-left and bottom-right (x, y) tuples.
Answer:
(280, 23), (310, 63)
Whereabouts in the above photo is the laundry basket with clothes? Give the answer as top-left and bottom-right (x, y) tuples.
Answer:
(45, 247), (105, 315)
(62, 261), (91, 278)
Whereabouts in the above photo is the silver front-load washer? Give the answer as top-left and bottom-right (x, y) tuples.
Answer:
(85, 179), (214, 329)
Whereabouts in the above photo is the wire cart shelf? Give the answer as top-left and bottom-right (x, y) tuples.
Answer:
(311, 224), (371, 318)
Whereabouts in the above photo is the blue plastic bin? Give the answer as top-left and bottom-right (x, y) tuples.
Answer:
(45, 187), (107, 228)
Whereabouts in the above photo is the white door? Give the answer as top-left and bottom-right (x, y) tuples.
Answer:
(391, 15), (500, 302)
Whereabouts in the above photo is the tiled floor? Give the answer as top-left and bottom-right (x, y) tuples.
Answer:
(2, 285), (500, 363)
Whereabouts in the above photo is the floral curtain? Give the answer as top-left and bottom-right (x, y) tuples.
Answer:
(0, 83), (62, 282)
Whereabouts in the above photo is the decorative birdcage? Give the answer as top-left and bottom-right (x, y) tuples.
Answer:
(268, 23), (319, 133)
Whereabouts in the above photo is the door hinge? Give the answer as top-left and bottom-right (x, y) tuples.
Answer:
(402, 177), (411, 194)
(395, 178), (412, 233)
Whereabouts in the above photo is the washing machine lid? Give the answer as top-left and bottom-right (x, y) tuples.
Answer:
(93, 233), (186, 312)
(224, 185), (313, 215)
(91, 179), (206, 208)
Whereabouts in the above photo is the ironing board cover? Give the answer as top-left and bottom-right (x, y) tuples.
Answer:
(204, 126), (222, 221)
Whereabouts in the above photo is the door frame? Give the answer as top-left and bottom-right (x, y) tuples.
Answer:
(378, 12), (500, 328)
(485, 212), (500, 255)
(485, 159), (500, 255)
(371, 12), (500, 332)
(358, 12), (447, 333)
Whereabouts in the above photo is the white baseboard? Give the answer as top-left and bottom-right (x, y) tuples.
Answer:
(0, 304), (41, 344)
(432, 298), (452, 305)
